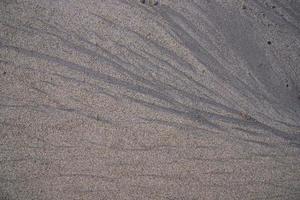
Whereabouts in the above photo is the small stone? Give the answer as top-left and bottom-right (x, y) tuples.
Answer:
(240, 112), (252, 121)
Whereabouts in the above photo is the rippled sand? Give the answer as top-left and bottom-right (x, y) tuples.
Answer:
(0, 0), (299, 199)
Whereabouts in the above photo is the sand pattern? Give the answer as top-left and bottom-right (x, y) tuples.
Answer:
(0, 0), (299, 199)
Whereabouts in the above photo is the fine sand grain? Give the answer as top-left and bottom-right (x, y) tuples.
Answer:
(0, 0), (300, 199)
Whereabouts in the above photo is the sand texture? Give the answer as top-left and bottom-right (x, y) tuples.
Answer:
(0, 0), (300, 199)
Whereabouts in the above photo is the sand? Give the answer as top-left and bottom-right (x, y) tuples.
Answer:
(0, 0), (299, 199)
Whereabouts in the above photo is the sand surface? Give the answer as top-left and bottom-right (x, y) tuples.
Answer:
(0, 0), (300, 199)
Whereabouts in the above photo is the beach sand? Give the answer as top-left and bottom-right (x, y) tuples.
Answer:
(0, 0), (299, 199)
